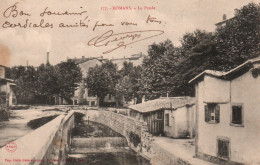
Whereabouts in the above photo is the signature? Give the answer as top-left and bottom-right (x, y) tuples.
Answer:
(88, 30), (164, 54)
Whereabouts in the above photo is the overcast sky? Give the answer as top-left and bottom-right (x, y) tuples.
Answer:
(0, 0), (258, 66)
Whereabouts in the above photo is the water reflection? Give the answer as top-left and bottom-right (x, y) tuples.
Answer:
(67, 151), (151, 165)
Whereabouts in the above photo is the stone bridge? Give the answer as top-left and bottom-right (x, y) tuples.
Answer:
(0, 109), (153, 165)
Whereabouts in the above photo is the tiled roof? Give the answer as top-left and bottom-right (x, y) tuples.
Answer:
(189, 57), (260, 83)
(128, 97), (195, 113)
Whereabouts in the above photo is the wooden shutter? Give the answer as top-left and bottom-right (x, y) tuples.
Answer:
(205, 105), (209, 122)
(215, 105), (220, 123)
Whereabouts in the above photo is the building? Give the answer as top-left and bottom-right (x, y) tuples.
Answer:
(0, 65), (16, 121)
(70, 53), (144, 106)
(129, 97), (195, 137)
(189, 58), (260, 164)
(215, 9), (239, 28)
(70, 57), (104, 106)
(111, 53), (144, 69)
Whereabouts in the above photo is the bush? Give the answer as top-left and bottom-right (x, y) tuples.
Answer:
(129, 131), (141, 147)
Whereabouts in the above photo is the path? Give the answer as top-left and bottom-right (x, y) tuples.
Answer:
(152, 136), (216, 165)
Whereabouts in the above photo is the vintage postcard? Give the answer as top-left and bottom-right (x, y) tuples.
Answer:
(0, 0), (259, 164)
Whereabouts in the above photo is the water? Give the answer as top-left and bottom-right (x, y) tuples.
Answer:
(66, 151), (150, 165)
(68, 114), (151, 165)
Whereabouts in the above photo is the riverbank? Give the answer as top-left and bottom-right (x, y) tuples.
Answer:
(0, 107), (67, 147)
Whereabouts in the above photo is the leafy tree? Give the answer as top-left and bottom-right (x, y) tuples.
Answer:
(36, 64), (59, 103)
(6, 61), (82, 104)
(140, 39), (177, 99)
(56, 60), (82, 102)
(115, 62), (143, 104)
(86, 61), (119, 105)
(215, 3), (260, 70)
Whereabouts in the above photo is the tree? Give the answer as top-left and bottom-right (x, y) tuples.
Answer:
(140, 39), (177, 99)
(6, 60), (82, 104)
(115, 62), (143, 104)
(37, 64), (59, 103)
(6, 66), (39, 104)
(56, 60), (82, 102)
(86, 61), (119, 105)
(215, 3), (260, 70)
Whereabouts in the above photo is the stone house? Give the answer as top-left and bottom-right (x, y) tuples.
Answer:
(0, 65), (16, 121)
(189, 58), (260, 164)
(129, 97), (195, 138)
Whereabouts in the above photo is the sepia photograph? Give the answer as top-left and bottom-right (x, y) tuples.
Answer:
(0, 0), (259, 164)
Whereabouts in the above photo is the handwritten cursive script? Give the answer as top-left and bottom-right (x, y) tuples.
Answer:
(3, 2), (31, 18)
(88, 30), (164, 54)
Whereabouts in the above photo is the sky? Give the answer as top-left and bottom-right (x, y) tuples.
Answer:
(0, 0), (258, 66)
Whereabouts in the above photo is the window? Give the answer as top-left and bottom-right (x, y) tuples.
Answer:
(157, 111), (163, 119)
(217, 138), (230, 160)
(231, 104), (243, 126)
(91, 101), (95, 106)
(165, 114), (169, 126)
(205, 103), (220, 123)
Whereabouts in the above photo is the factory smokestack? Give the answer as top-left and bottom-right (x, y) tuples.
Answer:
(46, 52), (50, 65)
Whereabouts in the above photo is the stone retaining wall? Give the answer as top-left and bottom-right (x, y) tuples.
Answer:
(0, 111), (75, 165)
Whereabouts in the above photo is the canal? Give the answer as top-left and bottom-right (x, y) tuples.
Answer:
(67, 112), (151, 165)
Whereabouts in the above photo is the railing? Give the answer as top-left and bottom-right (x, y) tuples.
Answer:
(0, 111), (75, 165)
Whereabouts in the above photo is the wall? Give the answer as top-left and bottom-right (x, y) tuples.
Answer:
(88, 109), (153, 154)
(0, 66), (5, 78)
(196, 72), (260, 164)
(0, 112), (75, 165)
(203, 75), (230, 103)
(164, 105), (195, 138)
(164, 109), (176, 137)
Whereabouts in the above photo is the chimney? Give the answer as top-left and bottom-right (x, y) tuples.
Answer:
(46, 52), (50, 65)
(223, 14), (227, 21)
(142, 95), (146, 103)
(234, 9), (239, 15)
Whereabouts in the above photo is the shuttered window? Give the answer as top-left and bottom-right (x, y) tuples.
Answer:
(231, 105), (243, 126)
(217, 138), (230, 159)
(165, 114), (169, 126)
(205, 104), (220, 123)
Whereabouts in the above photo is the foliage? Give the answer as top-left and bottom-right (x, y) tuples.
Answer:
(6, 60), (82, 104)
(129, 131), (141, 147)
(56, 60), (83, 101)
(139, 3), (259, 98)
(215, 3), (260, 70)
(115, 62), (143, 104)
(86, 61), (119, 105)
